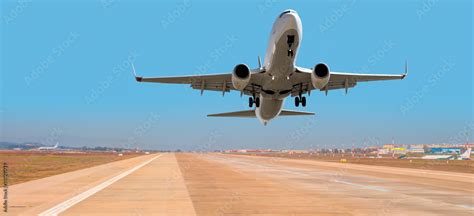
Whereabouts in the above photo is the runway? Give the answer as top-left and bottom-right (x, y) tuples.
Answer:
(4, 153), (474, 215)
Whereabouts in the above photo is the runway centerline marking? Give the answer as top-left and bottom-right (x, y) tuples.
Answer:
(38, 154), (162, 216)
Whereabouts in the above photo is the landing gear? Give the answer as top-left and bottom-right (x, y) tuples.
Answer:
(287, 35), (295, 44)
(249, 96), (260, 108)
(294, 96), (307, 107)
(287, 35), (295, 57)
(249, 85), (260, 108)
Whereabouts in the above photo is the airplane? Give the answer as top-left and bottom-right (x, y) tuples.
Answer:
(421, 148), (471, 160)
(458, 147), (471, 160)
(421, 154), (454, 160)
(38, 142), (59, 151)
(133, 9), (407, 125)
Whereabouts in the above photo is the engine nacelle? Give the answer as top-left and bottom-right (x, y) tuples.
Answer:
(311, 63), (330, 89)
(232, 64), (251, 90)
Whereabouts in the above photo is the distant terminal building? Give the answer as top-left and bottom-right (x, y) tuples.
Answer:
(391, 147), (407, 154)
(284, 150), (308, 154)
(383, 144), (395, 149)
(427, 143), (466, 148)
(408, 148), (425, 153)
(408, 144), (425, 153)
(225, 149), (278, 153)
(430, 147), (462, 154)
(382, 144), (408, 153)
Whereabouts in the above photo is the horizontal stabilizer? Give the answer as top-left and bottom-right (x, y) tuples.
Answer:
(207, 109), (315, 118)
(279, 109), (315, 116)
(207, 110), (256, 118)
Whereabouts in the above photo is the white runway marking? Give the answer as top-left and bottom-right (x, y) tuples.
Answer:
(457, 205), (474, 210)
(38, 154), (162, 216)
(333, 179), (390, 192)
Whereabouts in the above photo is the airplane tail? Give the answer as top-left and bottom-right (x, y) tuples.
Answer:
(207, 109), (315, 118)
(460, 148), (471, 159)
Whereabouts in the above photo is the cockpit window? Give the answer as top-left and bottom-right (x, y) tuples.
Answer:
(279, 10), (292, 18)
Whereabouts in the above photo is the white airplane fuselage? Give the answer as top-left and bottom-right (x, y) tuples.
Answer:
(38, 142), (59, 150)
(256, 10), (303, 125)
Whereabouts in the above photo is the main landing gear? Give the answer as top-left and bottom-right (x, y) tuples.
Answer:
(295, 83), (306, 107)
(249, 96), (260, 108)
(294, 96), (306, 107)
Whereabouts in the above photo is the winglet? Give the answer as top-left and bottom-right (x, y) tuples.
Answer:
(132, 63), (143, 82)
(402, 60), (408, 79)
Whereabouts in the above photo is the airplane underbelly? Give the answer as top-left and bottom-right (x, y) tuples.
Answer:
(261, 29), (300, 99)
(256, 98), (284, 121)
(268, 29), (299, 76)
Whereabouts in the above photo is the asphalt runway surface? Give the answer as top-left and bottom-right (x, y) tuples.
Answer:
(4, 153), (474, 215)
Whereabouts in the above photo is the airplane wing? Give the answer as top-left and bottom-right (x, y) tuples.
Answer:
(290, 63), (407, 96)
(133, 65), (265, 96)
(207, 109), (314, 118)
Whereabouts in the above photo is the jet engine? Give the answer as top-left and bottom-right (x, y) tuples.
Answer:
(311, 63), (330, 89)
(232, 64), (251, 90)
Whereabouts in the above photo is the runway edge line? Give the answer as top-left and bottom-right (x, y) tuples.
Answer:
(38, 154), (163, 216)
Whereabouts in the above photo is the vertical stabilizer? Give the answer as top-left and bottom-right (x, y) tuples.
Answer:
(460, 148), (471, 159)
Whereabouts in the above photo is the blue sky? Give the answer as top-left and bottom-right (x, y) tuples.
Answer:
(1, 0), (472, 150)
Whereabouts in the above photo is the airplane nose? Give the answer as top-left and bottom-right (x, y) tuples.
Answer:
(279, 10), (300, 27)
(281, 12), (296, 20)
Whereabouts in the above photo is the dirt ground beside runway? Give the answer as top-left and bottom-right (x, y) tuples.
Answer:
(0, 150), (143, 185)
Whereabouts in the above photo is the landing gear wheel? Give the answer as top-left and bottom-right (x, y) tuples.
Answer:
(301, 96), (306, 107)
(255, 97), (260, 108)
(295, 97), (300, 107)
(249, 97), (254, 108)
(288, 49), (294, 57)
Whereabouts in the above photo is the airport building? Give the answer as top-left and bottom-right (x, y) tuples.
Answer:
(381, 144), (408, 154)
(391, 147), (407, 154)
(408, 144), (425, 153)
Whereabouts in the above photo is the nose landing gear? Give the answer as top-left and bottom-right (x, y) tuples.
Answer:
(288, 49), (294, 57)
(249, 96), (260, 108)
(287, 35), (295, 57)
(287, 35), (295, 44)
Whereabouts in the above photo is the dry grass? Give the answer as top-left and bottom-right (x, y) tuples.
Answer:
(0, 151), (143, 185)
